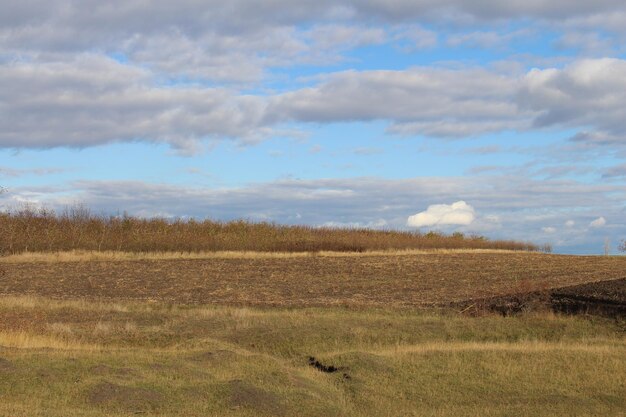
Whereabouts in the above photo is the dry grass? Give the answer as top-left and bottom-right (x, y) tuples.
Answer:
(0, 295), (623, 417)
(0, 205), (540, 254)
(0, 248), (521, 263)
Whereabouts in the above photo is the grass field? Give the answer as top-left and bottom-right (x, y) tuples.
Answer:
(1, 251), (624, 416)
(1, 296), (624, 417)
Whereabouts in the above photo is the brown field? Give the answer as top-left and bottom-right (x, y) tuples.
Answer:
(2, 251), (625, 307)
(1, 250), (625, 416)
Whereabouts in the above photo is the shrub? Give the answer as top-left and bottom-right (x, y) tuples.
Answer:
(0, 204), (540, 254)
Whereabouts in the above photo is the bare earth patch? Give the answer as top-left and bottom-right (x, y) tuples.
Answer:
(0, 357), (15, 372)
(87, 381), (163, 412)
(1, 253), (625, 308)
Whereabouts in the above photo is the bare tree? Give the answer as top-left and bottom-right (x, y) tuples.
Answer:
(0, 187), (5, 277)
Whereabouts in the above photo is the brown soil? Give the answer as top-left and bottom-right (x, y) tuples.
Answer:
(87, 381), (163, 411)
(0, 357), (15, 372)
(551, 278), (626, 317)
(229, 379), (285, 416)
(455, 277), (626, 318)
(1, 253), (625, 308)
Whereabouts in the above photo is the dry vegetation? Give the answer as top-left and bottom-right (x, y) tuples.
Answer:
(0, 296), (624, 417)
(0, 205), (540, 254)
(2, 203), (624, 416)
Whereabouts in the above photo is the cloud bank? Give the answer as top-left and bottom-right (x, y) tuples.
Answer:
(2, 57), (626, 153)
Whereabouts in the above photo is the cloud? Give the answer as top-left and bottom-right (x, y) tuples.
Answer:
(269, 58), (626, 147)
(589, 216), (606, 227)
(0, 55), (274, 153)
(519, 58), (626, 140)
(0, 166), (66, 177)
(407, 201), (476, 228)
(553, 31), (615, 56)
(269, 67), (528, 138)
(541, 226), (557, 233)
(2, 50), (626, 152)
(565, 220), (575, 227)
(602, 164), (626, 178)
(446, 29), (532, 49)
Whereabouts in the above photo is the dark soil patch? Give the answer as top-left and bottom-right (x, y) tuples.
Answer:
(228, 379), (285, 416)
(551, 278), (626, 317)
(0, 357), (15, 372)
(308, 356), (339, 373)
(455, 277), (626, 318)
(308, 356), (350, 380)
(87, 381), (163, 412)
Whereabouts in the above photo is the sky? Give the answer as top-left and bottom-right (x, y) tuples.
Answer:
(1, 1), (625, 254)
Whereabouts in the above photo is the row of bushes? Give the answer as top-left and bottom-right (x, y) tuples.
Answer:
(0, 205), (541, 254)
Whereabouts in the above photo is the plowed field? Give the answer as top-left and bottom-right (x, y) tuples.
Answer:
(2, 252), (625, 307)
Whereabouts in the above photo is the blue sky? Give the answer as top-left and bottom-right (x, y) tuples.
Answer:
(1, 0), (625, 253)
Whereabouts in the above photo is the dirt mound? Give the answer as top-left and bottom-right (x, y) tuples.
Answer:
(551, 278), (626, 317)
(87, 381), (163, 412)
(229, 379), (285, 416)
(0, 357), (15, 372)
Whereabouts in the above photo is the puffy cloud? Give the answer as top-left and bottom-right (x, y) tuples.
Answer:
(589, 216), (606, 227)
(541, 226), (557, 233)
(407, 201), (476, 228)
(519, 58), (626, 140)
(565, 220), (575, 227)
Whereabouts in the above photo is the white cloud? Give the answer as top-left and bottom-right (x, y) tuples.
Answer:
(541, 226), (557, 233)
(589, 216), (606, 227)
(519, 58), (626, 139)
(407, 201), (476, 228)
(565, 220), (575, 227)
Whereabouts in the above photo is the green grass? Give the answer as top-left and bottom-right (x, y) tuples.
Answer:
(0, 296), (624, 416)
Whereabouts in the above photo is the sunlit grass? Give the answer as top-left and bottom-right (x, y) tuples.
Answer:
(0, 295), (623, 416)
